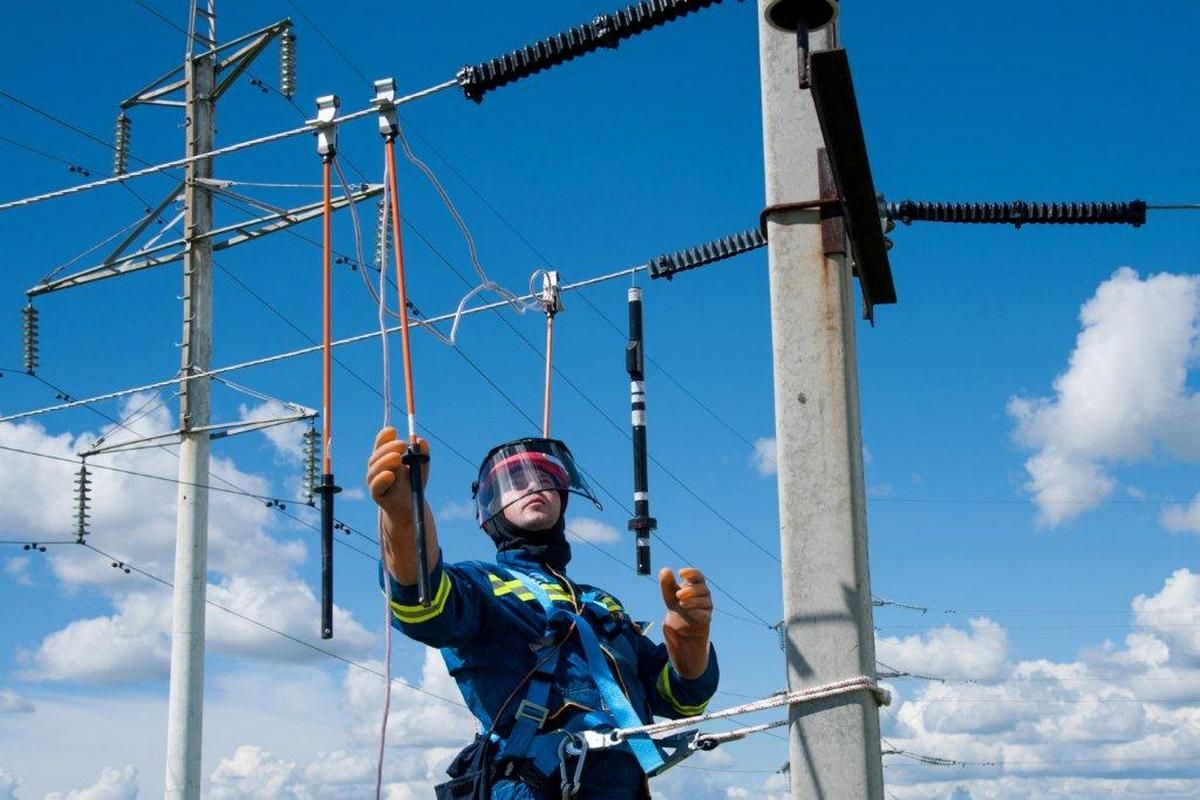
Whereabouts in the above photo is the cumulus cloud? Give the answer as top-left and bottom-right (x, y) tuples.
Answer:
(567, 516), (621, 544)
(0, 690), (33, 714)
(0, 768), (20, 800)
(750, 437), (777, 476)
(882, 568), (1200, 798)
(1008, 268), (1200, 526)
(3, 557), (31, 587)
(878, 618), (1010, 681)
(44, 766), (138, 800)
(238, 399), (313, 463)
(209, 746), (296, 799)
(1161, 494), (1200, 536)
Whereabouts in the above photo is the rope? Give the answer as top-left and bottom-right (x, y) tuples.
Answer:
(0, 79), (458, 212)
(610, 676), (889, 742)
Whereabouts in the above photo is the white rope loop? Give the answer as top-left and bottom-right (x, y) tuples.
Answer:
(610, 676), (889, 743)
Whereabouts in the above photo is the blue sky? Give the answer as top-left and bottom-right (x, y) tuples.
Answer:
(1, 1), (1199, 797)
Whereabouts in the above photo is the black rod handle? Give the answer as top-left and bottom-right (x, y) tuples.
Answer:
(317, 474), (341, 639)
(403, 446), (432, 606)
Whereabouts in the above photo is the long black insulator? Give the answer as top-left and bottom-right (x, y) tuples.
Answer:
(458, 0), (725, 102)
(648, 227), (766, 280)
(626, 287), (655, 575)
(403, 446), (433, 605)
(886, 200), (1147, 228)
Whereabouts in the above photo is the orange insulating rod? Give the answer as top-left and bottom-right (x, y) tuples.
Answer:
(384, 135), (432, 606)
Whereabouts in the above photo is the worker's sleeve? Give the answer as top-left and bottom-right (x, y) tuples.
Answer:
(632, 629), (720, 720)
(379, 551), (487, 648)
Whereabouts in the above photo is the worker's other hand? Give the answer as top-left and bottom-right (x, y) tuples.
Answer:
(366, 427), (430, 524)
(659, 567), (713, 639)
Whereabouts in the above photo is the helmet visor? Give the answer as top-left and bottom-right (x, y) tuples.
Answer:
(474, 438), (600, 523)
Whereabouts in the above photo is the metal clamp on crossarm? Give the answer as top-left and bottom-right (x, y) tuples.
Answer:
(371, 77), (399, 140)
(310, 94), (340, 159)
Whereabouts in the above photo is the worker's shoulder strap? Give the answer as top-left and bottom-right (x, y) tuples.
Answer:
(498, 568), (665, 777)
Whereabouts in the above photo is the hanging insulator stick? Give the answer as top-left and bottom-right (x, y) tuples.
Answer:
(374, 198), (391, 270)
(374, 78), (432, 606)
(302, 425), (318, 506)
(279, 29), (297, 100)
(113, 113), (132, 176)
(312, 95), (342, 639)
(74, 460), (91, 542)
(626, 286), (656, 575)
(22, 301), (39, 374)
(539, 271), (564, 437)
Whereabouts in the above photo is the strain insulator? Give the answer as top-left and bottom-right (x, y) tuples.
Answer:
(886, 200), (1147, 229)
(302, 426), (319, 505)
(22, 302), (39, 374)
(457, 0), (725, 102)
(113, 113), (131, 176)
(374, 199), (391, 270)
(74, 462), (91, 541)
(648, 227), (766, 280)
(280, 30), (297, 100)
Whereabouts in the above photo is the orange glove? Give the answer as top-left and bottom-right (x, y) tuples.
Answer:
(659, 567), (713, 679)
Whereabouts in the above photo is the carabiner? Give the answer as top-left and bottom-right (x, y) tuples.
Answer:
(558, 733), (588, 798)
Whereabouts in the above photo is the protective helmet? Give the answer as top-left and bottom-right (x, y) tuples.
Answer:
(472, 438), (602, 524)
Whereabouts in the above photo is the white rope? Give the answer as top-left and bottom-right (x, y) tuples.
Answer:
(0, 264), (647, 425)
(612, 676), (889, 743)
(0, 79), (459, 212)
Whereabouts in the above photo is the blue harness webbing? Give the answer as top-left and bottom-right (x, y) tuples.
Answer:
(495, 569), (666, 778)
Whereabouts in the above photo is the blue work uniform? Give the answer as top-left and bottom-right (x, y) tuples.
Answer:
(386, 548), (719, 798)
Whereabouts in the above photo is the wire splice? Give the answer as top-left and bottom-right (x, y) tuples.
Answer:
(22, 302), (39, 374)
(74, 461), (91, 542)
(280, 29), (297, 100)
(113, 113), (131, 176)
(457, 0), (726, 102)
(648, 227), (766, 280)
(886, 199), (1147, 228)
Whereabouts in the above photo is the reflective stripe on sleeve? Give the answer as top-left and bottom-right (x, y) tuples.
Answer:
(390, 571), (452, 624)
(656, 662), (709, 716)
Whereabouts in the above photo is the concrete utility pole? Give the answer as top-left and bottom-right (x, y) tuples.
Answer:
(756, 2), (885, 798)
(165, 3), (216, 796)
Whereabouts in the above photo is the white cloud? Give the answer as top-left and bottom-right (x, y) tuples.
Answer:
(1131, 569), (1200, 665)
(209, 746), (297, 799)
(0, 768), (20, 800)
(3, 557), (31, 586)
(1008, 268), (1200, 526)
(438, 499), (477, 522)
(1161, 494), (1200, 536)
(44, 766), (139, 800)
(750, 437), (777, 476)
(567, 516), (621, 544)
(0, 689), (33, 713)
(877, 617), (1010, 681)
(238, 400), (312, 463)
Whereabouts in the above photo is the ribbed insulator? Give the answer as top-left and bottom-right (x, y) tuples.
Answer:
(886, 199), (1147, 228)
(280, 30), (297, 100)
(113, 113), (131, 176)
(458, 0), (724, 102)
(302, 427), (318, 505)
(75, 463), (91, 541)
(374, 199), (391, 270)
(648, 227), (766, 280)
(22, 303), (39, 374)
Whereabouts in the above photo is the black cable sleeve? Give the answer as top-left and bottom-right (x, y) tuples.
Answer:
(886, 200), (1147, 228)
(648, 227), (766, 280)
(458, 0), (726, 102)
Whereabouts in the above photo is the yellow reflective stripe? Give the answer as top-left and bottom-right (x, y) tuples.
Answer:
(390, 572), (452, 624)
(488, 573), (571, 604)
(600, 597), (623, 613)
(656, 663), (709, 716)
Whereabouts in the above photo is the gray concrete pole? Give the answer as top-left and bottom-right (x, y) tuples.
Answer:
(165, 12), (216, 798)
(756, 5), (885, 798)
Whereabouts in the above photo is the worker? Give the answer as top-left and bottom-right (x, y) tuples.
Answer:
(367, 427), (718, 798)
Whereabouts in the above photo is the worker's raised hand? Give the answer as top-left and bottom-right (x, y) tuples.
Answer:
(659, 567), (713, 679)
(366, 427), (430, 524)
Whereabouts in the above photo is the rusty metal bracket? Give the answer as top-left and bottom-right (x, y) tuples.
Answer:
(758, 198), (841, 239)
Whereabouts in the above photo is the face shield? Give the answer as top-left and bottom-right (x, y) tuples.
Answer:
(472, 438), (601, 524)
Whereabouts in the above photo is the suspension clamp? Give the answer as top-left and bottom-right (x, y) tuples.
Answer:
(371, 77), (399, 139)
(310, 94), (340, 158)
(539, 271), (564, 317)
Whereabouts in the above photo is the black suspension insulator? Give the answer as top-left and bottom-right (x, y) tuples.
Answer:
(457, 0), (725, 102)
(22, 302), (39, 374)
(648, 227), (766, 280)
(74, 462), (91, 542)
(314, 474), (342, 639)
(886, 200), (1147, 229)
